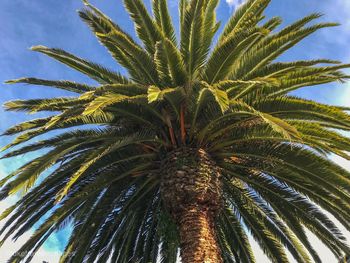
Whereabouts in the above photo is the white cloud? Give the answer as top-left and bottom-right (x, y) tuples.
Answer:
(0, 198), (61, 263)
(341, 83), (350, 106)
(226, 0), (246, 9)
(331, 154), (350, 171)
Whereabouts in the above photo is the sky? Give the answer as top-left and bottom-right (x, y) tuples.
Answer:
(0, 0), (350, 262)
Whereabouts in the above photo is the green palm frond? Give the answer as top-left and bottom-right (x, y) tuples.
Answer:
(5, 78), (94, 93)
(31, 45), (129, 84)
(218, 208), (256, 263)
(124, 0), (162, 55)
(155, 38), (188, 86)
(153, 0), (177, 45)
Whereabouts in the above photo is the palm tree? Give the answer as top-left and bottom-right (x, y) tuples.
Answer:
(1, 0), (350, 262)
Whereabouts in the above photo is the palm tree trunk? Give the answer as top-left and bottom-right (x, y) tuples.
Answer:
(161, 148), (223, 263)
(178, 204), (223, 263)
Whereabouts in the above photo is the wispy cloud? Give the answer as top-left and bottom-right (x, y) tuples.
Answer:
(0, 198), (61, 263)
(319, 0), (350, 48)
(319, 0), (350, 106)
(226, 0), (246, 9)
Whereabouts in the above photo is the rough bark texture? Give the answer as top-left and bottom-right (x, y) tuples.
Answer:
(161, 148), (223, 263)
(178, 204), (223, 263)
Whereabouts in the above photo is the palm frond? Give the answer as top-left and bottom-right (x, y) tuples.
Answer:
(31, 45), (129, 84)
(124, 0), (162, 54)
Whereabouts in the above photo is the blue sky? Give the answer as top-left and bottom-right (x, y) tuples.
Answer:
(0, 0), (350, 262)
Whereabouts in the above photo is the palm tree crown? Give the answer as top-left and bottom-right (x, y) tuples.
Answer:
(1, 0), (350, 262)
